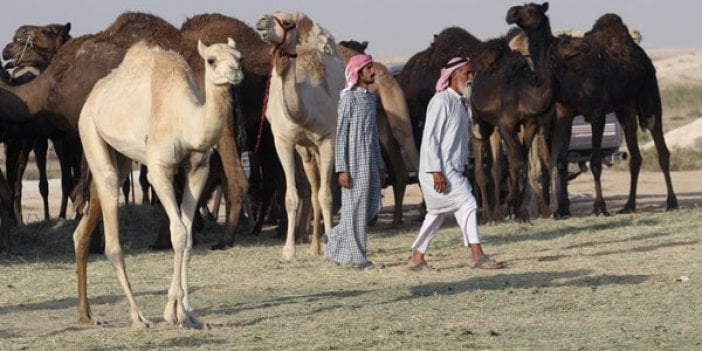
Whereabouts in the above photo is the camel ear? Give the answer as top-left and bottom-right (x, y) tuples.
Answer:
(63, 22), (71, 35)
(542, 2), (549, 12)
(361, 41), (368, 50)
(227, 37), (236, 49)
(198, 40), (206, 56)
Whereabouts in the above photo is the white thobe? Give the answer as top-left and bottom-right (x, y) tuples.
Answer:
(418, 88), (474, 214)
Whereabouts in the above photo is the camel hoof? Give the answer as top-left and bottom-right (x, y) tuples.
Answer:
(309, 244), (321, 256)
(79, 315), (107, 327)
(179, 313), (205, 330)
(282, 246), (296, 262)
(617, 207), (635, 214)
(210, 241), (234, 250)
(149, 241), (173, 251)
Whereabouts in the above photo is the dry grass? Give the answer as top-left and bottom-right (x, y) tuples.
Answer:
(1, 204), (701, 350)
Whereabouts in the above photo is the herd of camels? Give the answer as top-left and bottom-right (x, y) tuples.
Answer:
(0, 2), (677, 328)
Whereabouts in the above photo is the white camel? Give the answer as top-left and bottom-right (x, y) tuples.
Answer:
(73, 38), (243, 328)
(255, 12), (345, 261)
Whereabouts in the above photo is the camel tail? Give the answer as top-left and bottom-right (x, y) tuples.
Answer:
(636, 72), (663, 132)
(71, 156), (92, 217)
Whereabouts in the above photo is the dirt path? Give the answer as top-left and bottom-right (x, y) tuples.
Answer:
(14, 168), (702, 224)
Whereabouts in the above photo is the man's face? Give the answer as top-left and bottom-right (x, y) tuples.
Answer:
(359, 63), (375, 85)
(452, 64), (473, 86)
(451, 64), (474, 97)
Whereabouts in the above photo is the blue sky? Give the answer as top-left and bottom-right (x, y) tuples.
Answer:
(2, 0), (699, 58)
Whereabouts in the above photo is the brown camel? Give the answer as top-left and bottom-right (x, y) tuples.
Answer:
(337, 40), (420, 224)
(397, 27), (481, 151)
(548, 13), (676, 217)
(0, 66), (16, 255)
(470, 2), (557, 222)
(75, 38), (243, 328)
(1, 22), (79, 222)
(398, 16), (556, 223)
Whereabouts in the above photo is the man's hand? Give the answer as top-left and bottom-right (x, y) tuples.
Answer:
(338, 172), (352, 189)
(432, 172), (447, 193)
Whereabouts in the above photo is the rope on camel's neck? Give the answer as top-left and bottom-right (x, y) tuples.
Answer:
(255, 17), (298, 153)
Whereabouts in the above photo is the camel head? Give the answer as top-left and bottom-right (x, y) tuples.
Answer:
(2, 22), (71, 71)
(506, 2), (549, 30)
(255, 12), (299, 51)
(338, 40), (368, 54)
(197, 38), (244, 86)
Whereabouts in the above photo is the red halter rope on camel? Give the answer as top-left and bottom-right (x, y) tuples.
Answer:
(255, 16), (298, 153)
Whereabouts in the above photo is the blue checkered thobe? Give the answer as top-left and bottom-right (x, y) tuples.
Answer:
(326, 86), (382, 265)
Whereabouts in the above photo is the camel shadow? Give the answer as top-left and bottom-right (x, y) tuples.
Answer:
(569, 191), (702, 215)
(196, 288), (370, 318)
(588, 240), (699, 257)
(0, 287), (202, 315)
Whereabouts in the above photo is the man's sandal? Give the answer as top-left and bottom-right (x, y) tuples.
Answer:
(469, 255), (505, 269)
(407, 261), (435, 271)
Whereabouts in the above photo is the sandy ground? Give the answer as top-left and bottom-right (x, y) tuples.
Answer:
(15, 168), (701, 225)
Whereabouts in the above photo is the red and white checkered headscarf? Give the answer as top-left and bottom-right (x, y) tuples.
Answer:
(435, 57), (470, 92)
(344, 54), (373, 89)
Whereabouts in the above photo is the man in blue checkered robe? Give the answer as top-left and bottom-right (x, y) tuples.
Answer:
(326, 54), (384, 270)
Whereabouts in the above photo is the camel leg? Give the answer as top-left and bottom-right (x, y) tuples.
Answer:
(162, 153), (209, 329)
(293, 154), (312, 243)
(522, 122), (544, 220)
(296, 146), (321, 255)
(73, 182), (103, 325)
(499, 123), (527, 221)
(52, 137), (75, 219)
(145, 162), (190, 328)
(79, 116), (152, 327)
(588, 114), (609, 216)
(139, 164), (151, 204)
(552, 111), (574, 219)
(32, 139), (51, 220)
(535, 128), (553, 217)
(489, 129), (504, 221)
(211, 116), (249, 250)
(471, 124), (492, 223)
(648, 116), (678, 211)
(618, 108), (641, 213)
(316, 139), (335, 240)
(275, 139), (299, 261)
(0, 169), (15, 255)
(5, 139), (27, 224)
(378, 112), (407, 225)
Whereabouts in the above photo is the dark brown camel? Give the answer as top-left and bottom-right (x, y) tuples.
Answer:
(549, 13), (677, 218)
(397, 27), (481, 150)
(470, 2), (557, 222)
(1, 22), (80, 222)
(0, 66), (17, 255)
(337, 39), (420, 224)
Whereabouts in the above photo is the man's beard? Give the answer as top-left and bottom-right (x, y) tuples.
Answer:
(459, 81), (472, 99)
(362, 76), (375, 85)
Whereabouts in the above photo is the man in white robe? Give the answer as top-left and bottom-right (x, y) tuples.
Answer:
(407, 57), (504, 270)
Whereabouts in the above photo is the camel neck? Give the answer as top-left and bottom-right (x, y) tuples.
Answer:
(0, 73), (51, 122)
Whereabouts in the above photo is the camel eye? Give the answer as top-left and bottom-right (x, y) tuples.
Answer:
(207, 57), (215, 66)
